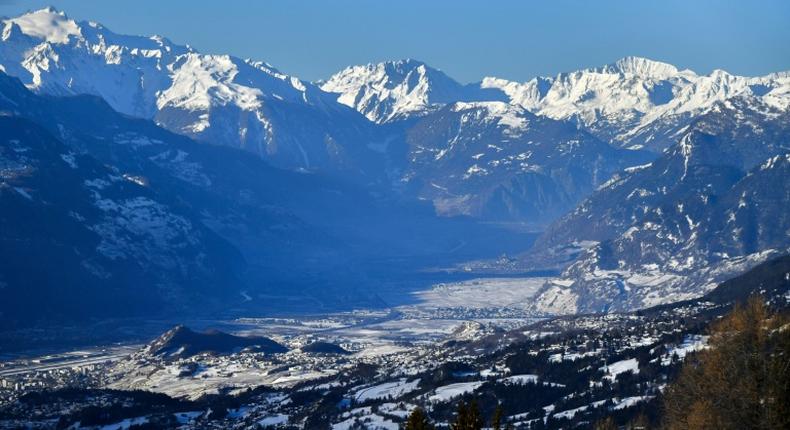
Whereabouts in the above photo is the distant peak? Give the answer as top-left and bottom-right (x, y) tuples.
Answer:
(24, 6), (68, 19)
(602, 56), (682, 79)
(326, 58), (452, 88)
(343, 58), (434, 74)
(7, 6), (81, 44)
(391, 58), (425, 66)
(374, 58), (432, 73)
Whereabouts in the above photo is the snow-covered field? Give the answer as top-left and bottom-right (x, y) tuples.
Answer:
(409, 277), (549, 310)
(600, 358), (640, 382)
(353, 379), (421, 402)
(661, 334), (709, 365)
(428, 381), (484, 403)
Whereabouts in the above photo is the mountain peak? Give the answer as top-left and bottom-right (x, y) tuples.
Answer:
(321, 58), (469, 122)
(337, 58), (442, 81)
(601, 56), (684, 79)
(6, 6), (81, 44)
(32, 6), (64, 15)
(388, 58), (428, 68)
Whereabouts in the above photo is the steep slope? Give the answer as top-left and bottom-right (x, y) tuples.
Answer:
(0, 7), (384, 177)
(529, 96), (790, 314)
(401, 101), (649, 223)
(0, 70), (343, 292)
(0, 116), (243, 327)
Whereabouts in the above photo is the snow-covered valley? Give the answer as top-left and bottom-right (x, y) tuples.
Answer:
(0, 5), (789, 429)
(2, 255), (787, 429)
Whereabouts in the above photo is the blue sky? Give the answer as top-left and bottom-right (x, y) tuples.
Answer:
(1, 0), (789, 83)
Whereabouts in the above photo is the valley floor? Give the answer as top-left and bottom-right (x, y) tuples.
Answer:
(0, 275), (552, 404)
(1, 255), (787, 429)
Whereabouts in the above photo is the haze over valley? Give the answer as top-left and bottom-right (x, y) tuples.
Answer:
(0, 5), (788, 429)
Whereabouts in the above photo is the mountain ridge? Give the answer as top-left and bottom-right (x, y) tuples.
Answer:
(0, 7), (385, 177)
(324, 55), (790, 154)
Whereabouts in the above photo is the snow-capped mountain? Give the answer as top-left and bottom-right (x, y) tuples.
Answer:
(0, 7), (382, 175)
(400, 100), (649, 223)
(5, 8), (786, 228)
(484, 57), (790, 152)
(1, 7), (789, 323)
(320, 59), (504, 123)
(0, 69), (541, 325)
(529, 95), (790, 314)
(322, 59), (654, 223)
(325, 56), (790, 152)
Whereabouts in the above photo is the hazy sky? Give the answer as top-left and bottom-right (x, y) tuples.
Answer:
(1, 0), (789, 83)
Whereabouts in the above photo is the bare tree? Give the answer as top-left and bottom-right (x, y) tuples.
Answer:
(663, 297), (790, 429)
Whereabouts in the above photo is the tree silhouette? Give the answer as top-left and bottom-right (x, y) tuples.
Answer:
(451, 399), (484, 430)
(403, 407), (434, 430)
(491, 404), (504, 430)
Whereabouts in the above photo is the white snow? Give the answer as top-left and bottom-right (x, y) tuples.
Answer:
(612, 396), (654, 410)
(332, 411), (398, 430)
(411, 277), (549, 310)
(378, 402), (416, 419)
(98, 416), (149, 430)
(258, 414), (288, 427)
(8, 8), (81, 44)
(321, 59), (466, 123)
(500, 374), (539, 385)
(661, 334), (709, 365)
(552, 400), (608, 420)
(325, 55), (790, 151)
(0, 8), (329, 165)
(60, 153), (78, 168)
(13, 187), (32, 200)
(353, 378), (420, 402)
(428, 381), (483, 402)
(600, 358), (639, 382)
(451, 101), (530, 134)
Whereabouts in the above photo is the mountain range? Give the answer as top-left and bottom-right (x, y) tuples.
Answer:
(0, 7), (788, 325)
(529, 95), (790, 314)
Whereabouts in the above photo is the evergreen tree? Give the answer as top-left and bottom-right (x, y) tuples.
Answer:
(491, 404), (504, 430)
(403, 407), (434, 430)
(451, 399), (483, 430)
